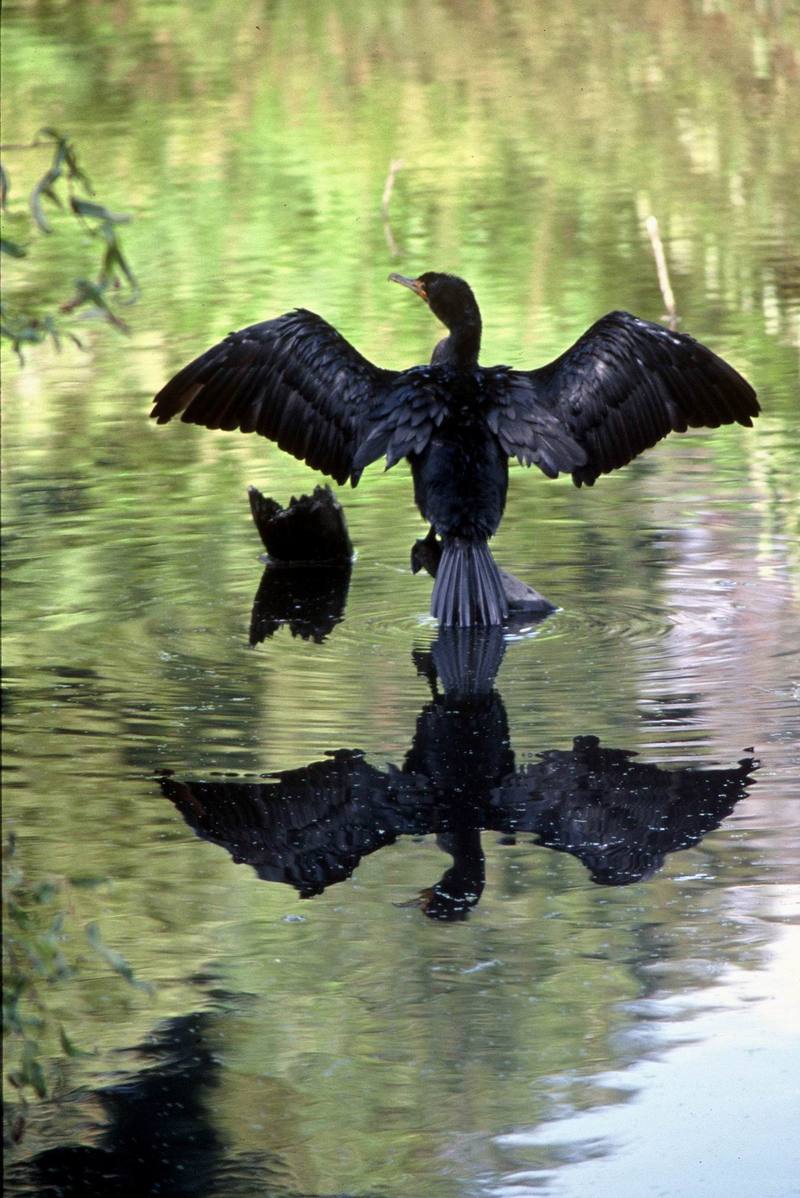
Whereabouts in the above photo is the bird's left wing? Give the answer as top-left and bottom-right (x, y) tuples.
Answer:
(507, 311), (759, 486)
(150, 309), (399, 485)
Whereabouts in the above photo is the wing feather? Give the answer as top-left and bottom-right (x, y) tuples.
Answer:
(509, 311), (758, 486)
(151, 309), (398, 485)
(352, 368), (452, 472)
(484, 370), (587, 476)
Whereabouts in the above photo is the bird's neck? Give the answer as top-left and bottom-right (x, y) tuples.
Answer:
(432, 318), (482, 368)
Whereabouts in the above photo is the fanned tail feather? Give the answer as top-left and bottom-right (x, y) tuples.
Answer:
(430, 539), (508, 627)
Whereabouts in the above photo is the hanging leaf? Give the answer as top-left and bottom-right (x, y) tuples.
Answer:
(28, 129), (90, 233)
(85, 922), (155, 994)
(1, 238), (27, 258)
(2, 320), (46, 347)
(20, 1043), (48, 1099)
(39, 127), (94, 193)
(0, 163), (9, 208)
(59, 278), (131, 332)
(97, 225), (138, 295)
(1, 312), (63, 362)
(70, 197), (130, 225)
(30, 173), (63, 233)
(58, 1025), (86, 1057)
(3, 129), (136, 359)
(34, 880), (59, 904)
(67, 873), (108, 889)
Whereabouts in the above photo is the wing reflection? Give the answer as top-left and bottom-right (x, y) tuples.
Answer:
(249, 563), (351, 645)
(161, 628), (756, 919)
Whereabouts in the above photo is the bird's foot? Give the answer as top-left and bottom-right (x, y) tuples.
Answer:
(411, 526), (443, 576)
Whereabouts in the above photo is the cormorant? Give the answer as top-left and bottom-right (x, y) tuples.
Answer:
(151, 272), (759, 625)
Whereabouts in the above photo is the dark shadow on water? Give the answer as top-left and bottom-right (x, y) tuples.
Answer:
(5, 1004), (381, 1198)
(160, 627), (757, 920)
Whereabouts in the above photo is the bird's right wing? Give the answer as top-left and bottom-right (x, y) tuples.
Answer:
(150, 309), (399, 485)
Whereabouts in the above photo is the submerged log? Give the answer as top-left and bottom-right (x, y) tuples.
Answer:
(497, 569), (557, 616)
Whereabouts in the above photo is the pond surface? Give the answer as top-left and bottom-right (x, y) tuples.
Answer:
(2, 2), (799, 1196)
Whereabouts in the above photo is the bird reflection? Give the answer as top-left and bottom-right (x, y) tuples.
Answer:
(161, 629), (756, 919)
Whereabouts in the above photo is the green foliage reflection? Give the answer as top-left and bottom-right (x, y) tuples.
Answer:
(2, 833), (152, 1147)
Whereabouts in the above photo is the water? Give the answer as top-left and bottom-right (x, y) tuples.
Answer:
(2, 2), (799, 1195)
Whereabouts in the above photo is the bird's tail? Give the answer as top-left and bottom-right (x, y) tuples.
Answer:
(430, 538), (508, 627)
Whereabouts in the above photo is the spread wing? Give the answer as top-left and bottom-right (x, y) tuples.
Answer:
(150, 309), (399, 485)
(507, 311), (759, 486)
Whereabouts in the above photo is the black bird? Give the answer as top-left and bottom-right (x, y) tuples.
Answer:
(151, 272), (759, 625)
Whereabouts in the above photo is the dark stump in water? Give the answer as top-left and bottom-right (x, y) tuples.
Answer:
(248, 484), (353, 565)
(247, 485), (352, 643)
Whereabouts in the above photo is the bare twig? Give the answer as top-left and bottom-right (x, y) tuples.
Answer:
(645, 215), (678, 329)
(381, 158), (404, 215)
(381, 158), (404, 259)
(0, 140), (53, 151)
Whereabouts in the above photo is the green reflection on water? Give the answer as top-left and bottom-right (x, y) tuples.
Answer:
(2, 2), (799, 1195)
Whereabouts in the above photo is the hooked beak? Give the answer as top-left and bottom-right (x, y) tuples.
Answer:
(388, 273), (428, 302)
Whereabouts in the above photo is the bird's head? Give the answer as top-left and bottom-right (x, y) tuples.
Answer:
(389, 271), (481, 333)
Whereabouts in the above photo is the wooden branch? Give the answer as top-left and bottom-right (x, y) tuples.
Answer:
(645, 215), (678, 329)
(381, 159), (404, 259)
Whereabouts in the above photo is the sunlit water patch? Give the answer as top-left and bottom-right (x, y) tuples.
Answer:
(486, 915), (800, 1198)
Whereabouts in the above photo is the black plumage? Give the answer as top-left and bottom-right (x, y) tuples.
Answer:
(151, 271), (759, 625)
